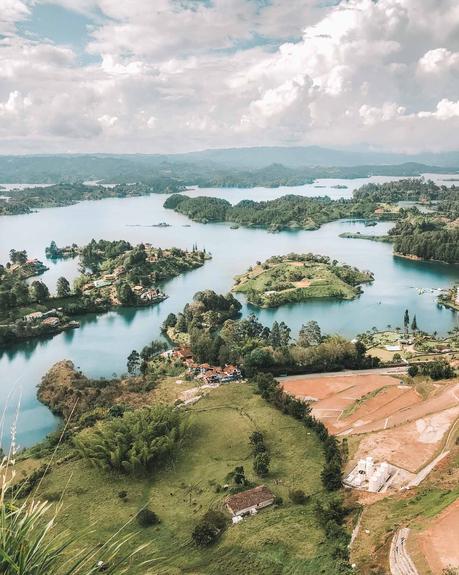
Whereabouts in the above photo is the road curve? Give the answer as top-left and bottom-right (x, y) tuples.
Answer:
(389, 528), (419, 575)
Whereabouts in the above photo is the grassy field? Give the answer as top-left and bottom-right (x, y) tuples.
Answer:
(233, 260), (368, 308)
(32, 382), (344, 575)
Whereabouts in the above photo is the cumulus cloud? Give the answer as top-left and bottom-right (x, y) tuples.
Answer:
(2, 0), (459, 153)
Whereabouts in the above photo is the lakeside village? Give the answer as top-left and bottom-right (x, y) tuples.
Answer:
(0, 241), (210, 346)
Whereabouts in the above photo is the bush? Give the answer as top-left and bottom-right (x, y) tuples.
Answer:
(289, 489), (309, 505)
(192, 509), (228, 547)
(192, 521), (219, 547)
(202, 510), (228, 531)
(136, 508), (160, 527)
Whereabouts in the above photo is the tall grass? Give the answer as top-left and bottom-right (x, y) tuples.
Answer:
(0, 406), (149, 574)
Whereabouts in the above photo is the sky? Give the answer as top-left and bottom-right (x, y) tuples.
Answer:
(1, 0), (459, 154)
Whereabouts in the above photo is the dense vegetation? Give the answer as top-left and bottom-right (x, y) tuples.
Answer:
(74, 405), (189, 475)
(0, 180), (185, 215)
(165, 290), (379, 375)
(234, 253), (373, 307)
(165, 193), (381, 231)
(394, 228), (459, 263)
(346, 179), (459, 263)
(353, 178), (456, 202)
(0, 240), (209, 347)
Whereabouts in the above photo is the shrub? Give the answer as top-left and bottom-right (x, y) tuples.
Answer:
(192, 509), (228, 547)
(289, 489), (308, 505)
(192, 521), (219, 547)
(136, 508), (160, 527)
(202, 510), (228, 531)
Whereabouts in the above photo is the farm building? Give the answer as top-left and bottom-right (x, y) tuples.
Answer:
(226, 485), (275, 517)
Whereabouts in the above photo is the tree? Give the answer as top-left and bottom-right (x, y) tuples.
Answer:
(11, 282), (30, 306)
(74, 405), (189, 475)
(321, 460), (343, 491)
(56, 276), (71, 297)
(408, 365), (419, 377)
(192, 510), (228, 547)
(9, 249), (27, 265)
(253, 452), (270, 477)
(191, 522), (219, 547)
(46, 241), (59, 259)
(30, 280), (49, 303)
(117, 282), (136, 305)
(127, 350), (141, 375)
(269, 321), (281, 347)
(298, 320), (322, 347)
(175, 313), (187, 333)
(404, 309), (410, 333)
(411, 314), (418, 332)
(163, 313), (177, 329)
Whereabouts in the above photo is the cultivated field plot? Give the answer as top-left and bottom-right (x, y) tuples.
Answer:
(282, 373), (459, 481)
(417, 499), (459, 574)
(281, 372), (405, 434)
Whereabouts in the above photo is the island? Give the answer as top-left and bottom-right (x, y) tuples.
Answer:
(0, 240), (210, 347)
(232, 253), (374, 308)
(164, 193), (384, 231)
(339, 179), (459, 264)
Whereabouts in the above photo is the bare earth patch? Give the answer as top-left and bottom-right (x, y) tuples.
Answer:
(353, 405), (459, 472)
(417, 499), (459, 574)
(293, 279), (312, 288)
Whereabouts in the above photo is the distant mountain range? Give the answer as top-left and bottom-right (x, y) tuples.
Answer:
(0, 146), (458, 183)
(172, 146), (459, 169)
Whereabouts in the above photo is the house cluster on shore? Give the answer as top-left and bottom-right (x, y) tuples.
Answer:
(22, 308), (79, 332)
(82, 265), (166, 304)
(164, 346), (242, 385)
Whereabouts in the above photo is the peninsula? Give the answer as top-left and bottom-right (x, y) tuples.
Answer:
(0, 240), (210, 347)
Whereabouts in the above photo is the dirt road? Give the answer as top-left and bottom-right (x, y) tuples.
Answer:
(389, 528), (419, 575)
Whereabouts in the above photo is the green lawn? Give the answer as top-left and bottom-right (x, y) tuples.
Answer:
(34, 383), (344, 575)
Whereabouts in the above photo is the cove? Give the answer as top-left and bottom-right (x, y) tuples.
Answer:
(1, 176), (458, 448)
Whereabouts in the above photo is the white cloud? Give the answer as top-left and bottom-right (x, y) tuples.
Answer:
(418, 99), (459, 120)
(2, 0), (459, 153)
(418, 48), (459, 73)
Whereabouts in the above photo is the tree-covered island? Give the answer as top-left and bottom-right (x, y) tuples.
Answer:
(0, 240), (210, 347)
(232, 254), (374, 308)
(340, 179), (459, 263)
(163, 193), (386, 231)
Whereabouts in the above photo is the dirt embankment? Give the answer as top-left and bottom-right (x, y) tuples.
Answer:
(37, 360), (127, 419)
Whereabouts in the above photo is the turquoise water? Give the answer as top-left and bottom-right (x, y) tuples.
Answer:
(1, 177), (458, 448)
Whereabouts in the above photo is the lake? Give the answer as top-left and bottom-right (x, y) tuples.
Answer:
(1, 176), (458, 448)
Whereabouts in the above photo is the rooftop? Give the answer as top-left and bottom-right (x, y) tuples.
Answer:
(226, 485), (274, 515)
